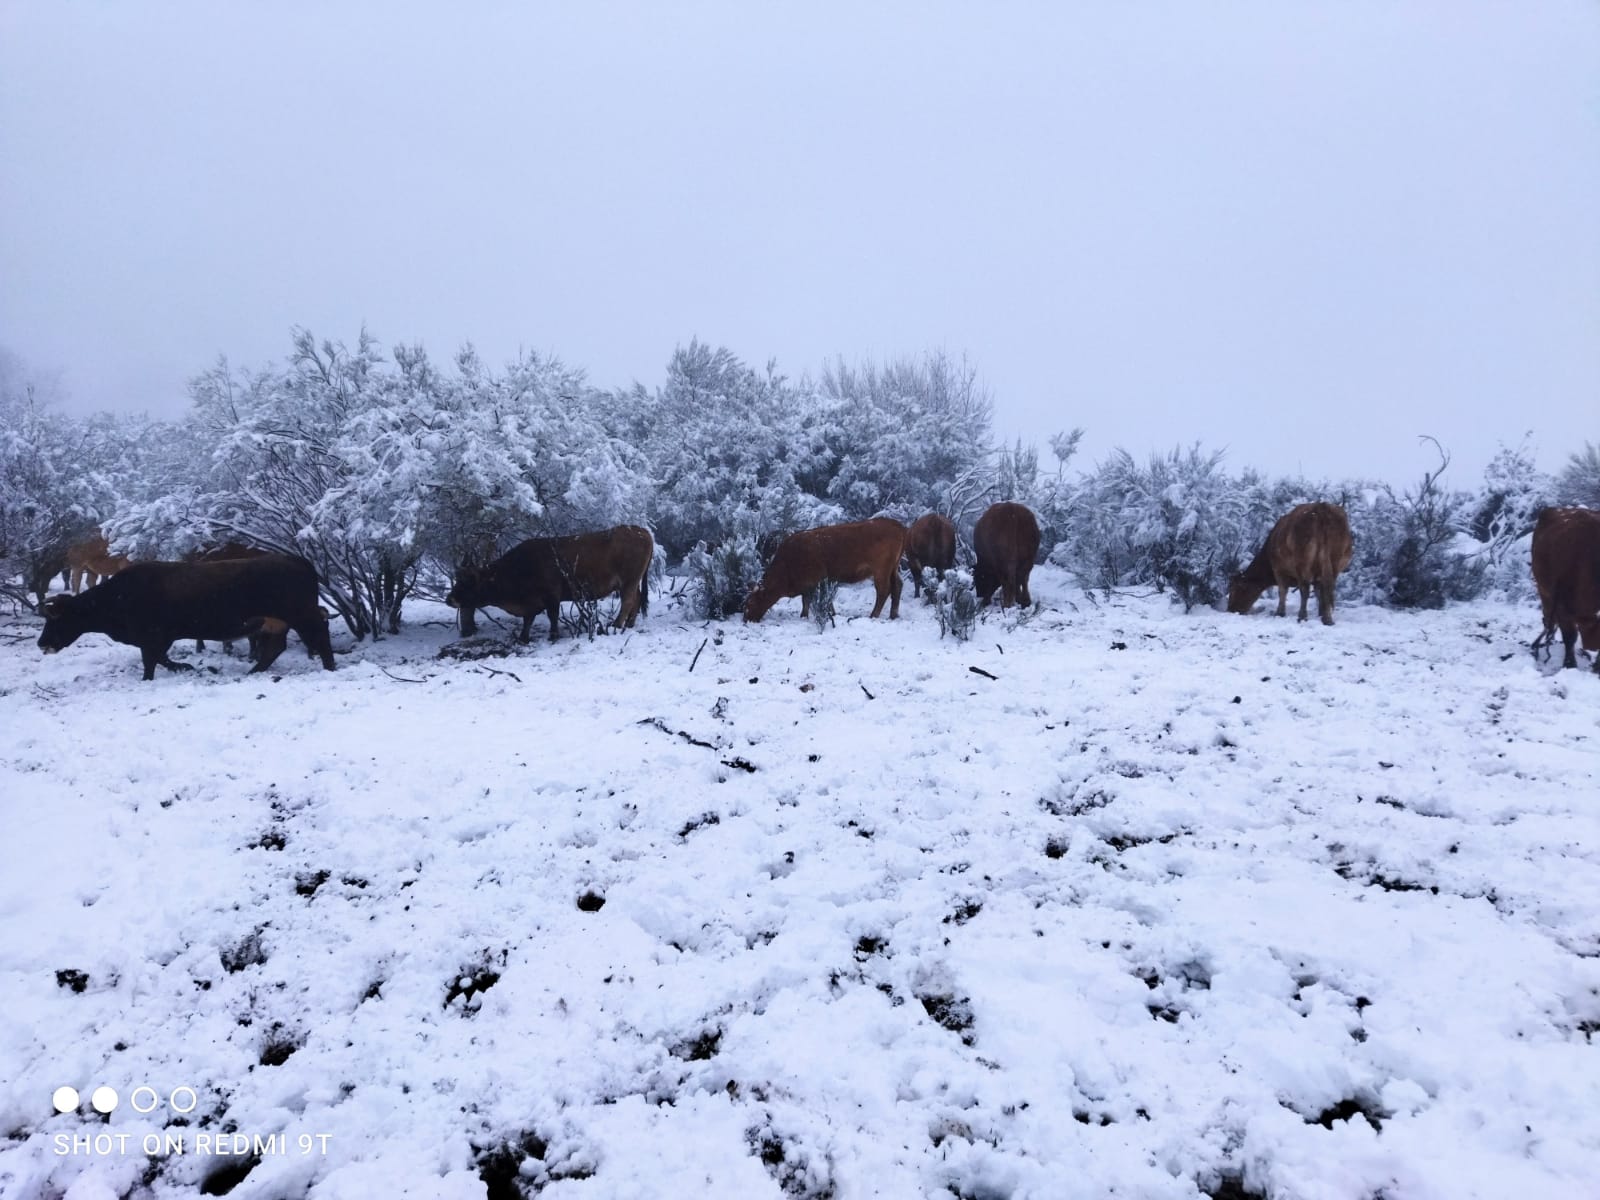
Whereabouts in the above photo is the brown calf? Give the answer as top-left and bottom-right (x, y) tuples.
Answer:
(973, 503), (1040, 609)
(446, 525), (654, 641)
(1228, 502), (1354, 625)
(743, 518), (906, 622)
(1530, 506), (1600, 671)
(904, 513), (957, 593)
(65, 533), (130, 594)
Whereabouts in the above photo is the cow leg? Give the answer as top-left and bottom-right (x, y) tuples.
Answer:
(801, 592), (811, 618)
(458, 605), (478, 637)
(889, 563), (903, 619)
(291, 617), (336, 671)
(1019, 568), (1033, 608)
(1296, 582), (1311, 623)
(249, 629), (291, 673)
(544, 600), (561, 643)
(142, 642), (190, 679)
(1317, 579), (1335, 626)
(1559, 617), (1578, 669)
(616, 584), (638, 629)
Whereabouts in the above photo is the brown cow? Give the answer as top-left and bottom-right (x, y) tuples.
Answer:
(904, 513), (957, 593)
(1228, 502), (1354, 625)
(65, 533), (130, 594)
(743, 518), (906, 623)
(445, 525), (653, 641)
(973, 502), (1040, 609)
(1529, 506), (1600, 671)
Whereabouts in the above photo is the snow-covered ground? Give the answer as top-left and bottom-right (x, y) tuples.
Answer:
(1, 567), (1597, 1200)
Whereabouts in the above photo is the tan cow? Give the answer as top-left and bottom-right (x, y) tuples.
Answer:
(1228, 502), (1354, 625)
(743, 518), (906, 622)
(65, 533), (130, 593)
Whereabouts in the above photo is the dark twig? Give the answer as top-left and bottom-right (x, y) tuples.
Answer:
(689, 637), (708, 673)
(860, 682), (875, 700)
(638, 716), (716, 750)
(380, 666), (426, 684)
(476, 664), (521, 683)
(969, 666), (998, 680)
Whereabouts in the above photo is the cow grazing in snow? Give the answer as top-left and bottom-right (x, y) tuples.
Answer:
(972, 503), (1039, 609)
(903, 513), (957, 594)
(64, 532), (130, 594)
(445, 525), (654, 641)
(1227, 502), (1354, 626)
(37, 555), (336, 680)
(1529, 506), (1600, 671)
(743, 518), (906, 623)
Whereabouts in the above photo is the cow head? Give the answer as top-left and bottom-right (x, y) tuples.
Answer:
(972, 559), (998, 606)
(1226, 574), (1265, 615)
(445, 567), (486, 636)
(37, 594), (88, 654)
(742, 583), (778, 623)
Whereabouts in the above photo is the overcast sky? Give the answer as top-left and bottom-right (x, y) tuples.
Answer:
(2, 1), (1595, 485)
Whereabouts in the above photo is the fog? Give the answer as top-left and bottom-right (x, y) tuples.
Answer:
(2, 1), (1595, 484)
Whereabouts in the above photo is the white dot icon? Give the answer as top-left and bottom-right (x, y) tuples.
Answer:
(52, 1087), (79, 1113)
(91, 1087), (119, 1114)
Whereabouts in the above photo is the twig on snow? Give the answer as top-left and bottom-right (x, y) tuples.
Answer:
(476, 664), (521, 683)
(969, 666), (998, 681)
(380, 666), (426, 684)
(689, 637), (709, 673)
(860, 682), (875, 700)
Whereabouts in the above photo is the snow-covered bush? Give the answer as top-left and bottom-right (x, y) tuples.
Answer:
(112, 329), (645, 639)
(1341, 442), (1488, 610)
(936, 570), (978, 641)
(1056, 446), (1259, 611)
(816, 352), (995, 524)
(0, 352), (136, 607)
(1554, 441), (1600, 509)
(684, 528), (766, 622)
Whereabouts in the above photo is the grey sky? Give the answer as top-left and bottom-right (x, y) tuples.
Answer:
(2, 1), (1595, 486)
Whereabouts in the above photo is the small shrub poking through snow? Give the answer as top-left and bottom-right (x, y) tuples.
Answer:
(936, 570), (978, 641)
(807, 580), (838, 631)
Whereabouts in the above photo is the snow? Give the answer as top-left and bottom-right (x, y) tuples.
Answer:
(1, 568), (1597, 1199)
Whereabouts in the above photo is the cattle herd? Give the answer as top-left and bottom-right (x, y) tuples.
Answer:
(24, 502), (1600, 681)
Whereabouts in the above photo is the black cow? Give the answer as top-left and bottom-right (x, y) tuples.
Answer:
(37, 555), (336, 680)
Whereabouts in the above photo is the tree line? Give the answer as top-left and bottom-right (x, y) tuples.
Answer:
(2, 334), (1595, 636)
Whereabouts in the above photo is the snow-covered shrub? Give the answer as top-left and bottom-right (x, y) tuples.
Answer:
(807, 580), (838, 631)
(0, 353), (140, 607)
(113, 329), (645, 639)
(1465, 439), (1551, 601)
(1555, 441), (1600, 509)
(1056, 446), (1258, 611)
(936, 570), (978, 641)
(685, 533), (765, 621)
(611, 342), (840, 563)
(1341, 443), (1488, 609)
(817, 352), (995, 524)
